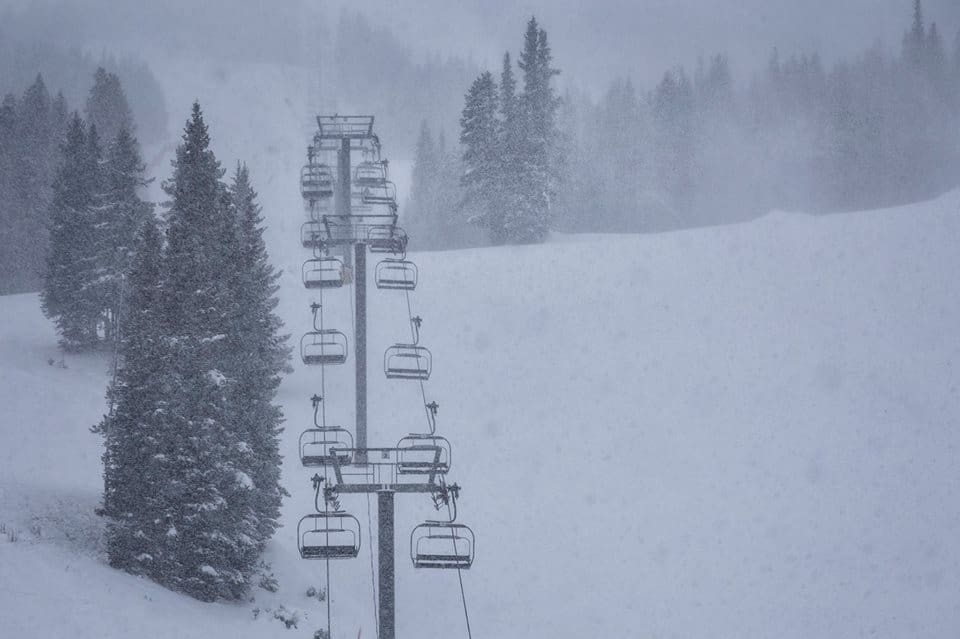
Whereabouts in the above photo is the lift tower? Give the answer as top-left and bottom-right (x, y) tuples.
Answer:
(298, 115), (468, 639)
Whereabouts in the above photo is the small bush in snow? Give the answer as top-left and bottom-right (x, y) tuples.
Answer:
(271, 606), (299, 629)
(259, 570), (279, 593)
(305, 585), (326, 602)
(313, 629), (329, 639)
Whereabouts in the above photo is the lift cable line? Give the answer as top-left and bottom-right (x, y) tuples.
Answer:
(296, 114), (475, 639)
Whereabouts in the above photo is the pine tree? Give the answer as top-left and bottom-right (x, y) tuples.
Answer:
(925, 21), (947, 85)
(14, 75), (55, 292)
(99, 216), (168, 571)
(226, 163), (289, 548)
(86, 67), (134, 145)
(497, 52), (523, 241)
(512, 17), (561, 242)
(155, 102), (255, 600)
(0, 94), (17, 292)
(98, 126), (154, 346)
(904, 0), (926, 69)
(459, 71), (502, 241)
(42, 113), (101, 350)
(407, 120), (438, 246)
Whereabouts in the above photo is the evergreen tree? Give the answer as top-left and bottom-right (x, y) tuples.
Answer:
(513, 17), (561, 242)
(98, 125), (154, 346)
(154, 102), (256, 600)
(497, 52), (523, 240)
(13, 75), (55, 291)
(226, 163), (289, 548)
(99, 216), (168, 571)
(459, 71), (502, 241)
(86, 67), (134, 145)
(41, 113), (101, 350)
(904, 0), (926, 69)
(50, 91), (68, 143)
(0, 94), (17, 289)
(407, 120), (438, 246)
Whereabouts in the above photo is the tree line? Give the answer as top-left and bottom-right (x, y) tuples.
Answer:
(0, 66), (162, 295)
(406, 1), (960, 245)
(405, 17), (563, 248)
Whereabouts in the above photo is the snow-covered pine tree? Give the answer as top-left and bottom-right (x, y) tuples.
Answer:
(406, 120), (438, 247)
(86, 67), (134, 146)
(97, 125), (154, 347)
(435, 130), (471, 247)
(14, 75), (56, 291)
(157, 102), (257, 601)
(459, 71), (501, 242)
(42, 113), (102, 350)
(226, 162), (289, 549)
(513, 17), (561, 243)
(497, 52), (522, 240)
(99, 215), (168, 572)
(0, 94), (17, 291)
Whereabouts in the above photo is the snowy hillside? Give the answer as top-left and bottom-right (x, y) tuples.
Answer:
(3, 55), (960, 638)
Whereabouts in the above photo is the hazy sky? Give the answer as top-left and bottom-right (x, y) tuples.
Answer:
(2, 0), (959, 94)
(350, 0), (960, 89)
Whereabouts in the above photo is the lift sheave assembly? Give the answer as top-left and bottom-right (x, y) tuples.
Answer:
(295, 114), (474, 639)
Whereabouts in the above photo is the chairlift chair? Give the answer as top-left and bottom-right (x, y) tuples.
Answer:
(396, 433), (451, 475)
(300, 427), (354, 467)
(301, 221), (325, 248)
(300, 164), (335, 201)
(384, 344), (432, 380)
(298, 512), (361, 559)
(375, 258), (418, 291)
(410, 521), (474, 569)
(353, 161), (387, 187)
(361, 182), (397, 206)
(302, 256), (345, 289)
(301, 329), (348, 365)
(368, 226), (408, 254)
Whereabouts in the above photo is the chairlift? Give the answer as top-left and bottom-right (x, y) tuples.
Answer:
(301, 221), (325, 248)
(396, 433), (451, 475)
(301, 329), (348, 365)
(410, 522), (474, 570)
(301, 164), (335, 201)
(375, 258), (418, 291)
(300, 427), (354, 467)
(360, 182), (397, 206)
(302, 256), (345, 289)
(353, 161), (387, 186)
(368, 226), (407, 254)
(384, 344), (431, 380)
(298, 512), (361, 559)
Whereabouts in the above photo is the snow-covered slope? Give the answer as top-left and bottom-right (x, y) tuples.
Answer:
(3, 56), (960, 639)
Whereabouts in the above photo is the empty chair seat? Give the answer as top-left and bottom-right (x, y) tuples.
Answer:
(375, 259), (418, 291)
(410, 522), (474, 569)
(299, 513), (361, 560)
(384, 344), (431, 380)
(301, 164), (335, 201)
(353, 161), (387, 186)
(396, 434), (450, 475)
(300, 427), (353, 467)
(368, 226), (407, 254)
(301, 330), (348, 365)
(361, 182), (397, 205)
(302, 257), (345, 289)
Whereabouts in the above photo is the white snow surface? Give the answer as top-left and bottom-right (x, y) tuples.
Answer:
(2, 56), (960, 638)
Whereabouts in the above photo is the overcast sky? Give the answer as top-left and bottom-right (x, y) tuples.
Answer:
(348, 0), (960, 89)
(2, 0), (959, 94)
